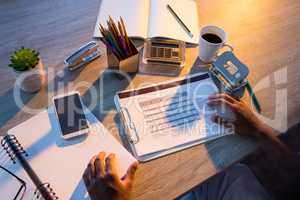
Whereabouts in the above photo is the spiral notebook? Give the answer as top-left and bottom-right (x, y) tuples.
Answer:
(0, 107), (136, 200)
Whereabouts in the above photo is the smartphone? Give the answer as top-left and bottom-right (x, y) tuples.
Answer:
(53, 92), (89, 139)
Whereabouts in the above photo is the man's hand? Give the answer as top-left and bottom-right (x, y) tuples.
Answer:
(207, 93), (289, 151)
(207, 93), (266, 137)
(83, 152), (138, 200)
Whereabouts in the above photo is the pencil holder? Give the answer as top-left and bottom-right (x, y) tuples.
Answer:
(106, 47), (139, 73)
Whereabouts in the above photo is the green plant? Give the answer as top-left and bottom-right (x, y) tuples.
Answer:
(9, 47), (39, 71)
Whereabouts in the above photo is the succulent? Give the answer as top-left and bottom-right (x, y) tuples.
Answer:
(9, 47), (39, 71)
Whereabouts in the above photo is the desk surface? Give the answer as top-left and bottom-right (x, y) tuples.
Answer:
(1, 0), (300, 199)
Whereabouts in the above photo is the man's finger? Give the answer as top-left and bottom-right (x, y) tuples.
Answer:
(105, 154), (118, 176)
(83, 167), (91, 186)
(83, 162), (94, 187)
(211, 115), (232, 127)
(105, 154), (123, 189)
(83, 174), (97, 200)
(95, 152), (106, 178)
(207, 98), (236, 110)
(123, 161), (138, 188)
(208, 93), (238, 104)
(89, 155), (97, 178)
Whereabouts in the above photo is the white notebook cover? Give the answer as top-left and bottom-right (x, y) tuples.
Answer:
(1, 107), (136, 200)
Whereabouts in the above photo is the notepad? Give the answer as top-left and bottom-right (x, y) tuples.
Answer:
(0, 166), (25, 200)
(0, 107), (136, 200)
(94, 0), (200, 44)
(114, 73), (234, 162)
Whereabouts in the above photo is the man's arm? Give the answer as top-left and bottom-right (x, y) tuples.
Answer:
(208, 93), (289, 152)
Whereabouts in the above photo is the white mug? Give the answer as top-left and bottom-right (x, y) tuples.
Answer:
(198, 25), (233, 63)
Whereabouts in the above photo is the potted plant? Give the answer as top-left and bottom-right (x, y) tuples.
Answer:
(9, 47), (44, 93)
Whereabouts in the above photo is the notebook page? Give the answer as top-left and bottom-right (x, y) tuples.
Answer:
(0, 145), (36, 200)
(7, 107), (136, 200)
(93, 0), (150, 38)
(148, 0), (200, 43)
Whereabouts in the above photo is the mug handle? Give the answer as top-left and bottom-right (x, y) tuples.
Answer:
(216, 43), (234, 58)
(222, 42), (234, 51)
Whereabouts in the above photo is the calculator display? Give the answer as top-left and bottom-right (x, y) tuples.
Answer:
(150, 43), (179, 59)
(143, 38), (185, 67)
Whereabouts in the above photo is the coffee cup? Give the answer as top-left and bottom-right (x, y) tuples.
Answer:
(198, 25), (233, 63)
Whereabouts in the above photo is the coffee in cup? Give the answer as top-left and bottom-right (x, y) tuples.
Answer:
(198, 25), (233, 63)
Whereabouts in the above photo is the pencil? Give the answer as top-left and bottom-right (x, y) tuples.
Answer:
(245, 81), (261, 113)
(107, 20), (125, 58)
(99, 16), (138, 60)
(120, 21), (137, 55)
(166, 4), (193, 38)
(102, 25), (123, 59)
(100, 24), (122, 59)
(120, 17), (134, 55)
(118, 21), (129, 57)
(109, 16), (120, 37)
(103, 34), (121, 59)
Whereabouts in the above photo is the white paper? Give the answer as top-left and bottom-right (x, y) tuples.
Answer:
(117, 74), (232, 158)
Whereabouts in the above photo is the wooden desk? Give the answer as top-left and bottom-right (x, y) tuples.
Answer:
(1, 0), (300, 199)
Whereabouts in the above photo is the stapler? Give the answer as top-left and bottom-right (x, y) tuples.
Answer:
(64, 41), (101, 71)
(210, 51), (249, 99)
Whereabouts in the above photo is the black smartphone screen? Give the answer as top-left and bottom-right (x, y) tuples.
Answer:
(53, 93), (88, 136)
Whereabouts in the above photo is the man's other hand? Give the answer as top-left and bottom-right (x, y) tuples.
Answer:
(83, 152), (138, 200)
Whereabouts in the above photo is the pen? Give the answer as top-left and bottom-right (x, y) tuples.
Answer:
(166, 4), (193, 38)
(245, 81), (261, 113)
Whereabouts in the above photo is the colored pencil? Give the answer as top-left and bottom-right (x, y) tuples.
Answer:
(99, 16), (137, 61)
(118, 21), (129, 57)
(120, 17), (134, 55)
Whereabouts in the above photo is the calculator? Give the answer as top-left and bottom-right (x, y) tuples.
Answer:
(142, 38), (185, 67)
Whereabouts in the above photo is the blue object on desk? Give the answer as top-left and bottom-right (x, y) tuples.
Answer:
(64, 41), (101, 71)
(211, 51), (261, 112)
(245, 81), (262, 113)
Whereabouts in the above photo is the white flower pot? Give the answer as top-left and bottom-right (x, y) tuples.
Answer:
(14, 59), (45, 93)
